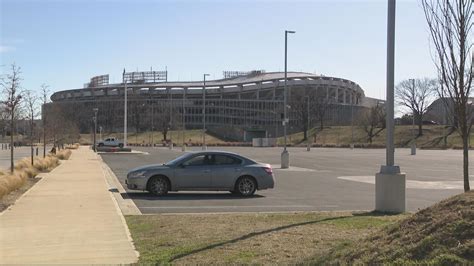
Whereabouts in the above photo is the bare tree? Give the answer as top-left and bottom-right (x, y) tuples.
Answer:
(422, 0), (473, 192)
(1, 64), (23, 173)
(396, 78), (437, 136)
(360, 103), (386, 144)
(40, 84), (49, 157)
(24, 90), (38, 165)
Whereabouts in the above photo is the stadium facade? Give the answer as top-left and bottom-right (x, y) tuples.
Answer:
(48, 70), (381, 142)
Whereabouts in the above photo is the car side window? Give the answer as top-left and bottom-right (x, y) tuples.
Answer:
(183, 155), (210, 166)
(213, 155), (242, 165)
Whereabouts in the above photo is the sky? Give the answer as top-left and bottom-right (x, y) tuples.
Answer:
(1, 0), (438, 101)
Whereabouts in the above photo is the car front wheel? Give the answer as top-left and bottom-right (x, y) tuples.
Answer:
(236, 176), (257, 196)
(148, 176), (169, 196)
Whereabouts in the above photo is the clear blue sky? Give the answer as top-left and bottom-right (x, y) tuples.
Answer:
(1, 0), (436, 100)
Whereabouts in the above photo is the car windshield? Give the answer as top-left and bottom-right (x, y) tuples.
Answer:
(164, 153), (193, 166)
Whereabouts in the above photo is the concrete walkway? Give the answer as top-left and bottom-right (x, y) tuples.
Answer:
(0, 147), (138, 264)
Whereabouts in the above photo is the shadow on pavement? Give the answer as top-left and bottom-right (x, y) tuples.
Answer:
(122, 192), (265, 200)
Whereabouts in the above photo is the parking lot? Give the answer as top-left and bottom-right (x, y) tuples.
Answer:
(0, 145), (52, 171)
(100, 146), (468, 214)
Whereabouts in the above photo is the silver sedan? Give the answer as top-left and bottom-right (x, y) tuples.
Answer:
(126, 151), (275, 196)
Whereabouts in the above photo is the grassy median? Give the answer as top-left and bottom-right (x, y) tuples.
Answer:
(125, 212), (405, 264)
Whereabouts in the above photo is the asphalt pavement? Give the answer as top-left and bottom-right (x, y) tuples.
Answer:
(100, 146), (469, 214)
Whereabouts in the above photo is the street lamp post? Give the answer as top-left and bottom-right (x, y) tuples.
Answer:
(281, 30), (295, 169)
(306, 96), (311, 151)
(123, 69), (128, 148)
(202, 74), (210, 150)
(93, 108), (98, 152)
(182, 89), (186, 151)
(409, 78), (416, 155)
(169, 91), (173, 150)
(375, 0), (406, 213)
(350, 100), (354, 149)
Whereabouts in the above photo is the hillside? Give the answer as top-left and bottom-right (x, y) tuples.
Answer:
(314, 191), (473, 264)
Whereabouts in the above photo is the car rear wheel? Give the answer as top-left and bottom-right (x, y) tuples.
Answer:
(98, 143), (104, 147)
(148, 176), (169, 196)
(235, 176), (256, 196)
(118, 143), (124, 148)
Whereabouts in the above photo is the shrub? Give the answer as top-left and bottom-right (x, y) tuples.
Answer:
(56, 149), (72, 160)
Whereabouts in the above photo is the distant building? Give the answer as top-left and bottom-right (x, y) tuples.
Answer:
(47, 71), (382, 141)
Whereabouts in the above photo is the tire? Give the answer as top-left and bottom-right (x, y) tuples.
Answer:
(147, 176), (170, 196)
(235, 176), (257, 196)
(98, 143), (104, 147)
(118, 143), (124, 148)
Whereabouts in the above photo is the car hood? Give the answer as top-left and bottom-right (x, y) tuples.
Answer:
(129, 164), (170, 172)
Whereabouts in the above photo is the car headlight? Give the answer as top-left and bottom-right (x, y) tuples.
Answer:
(128, 171), (147, 179)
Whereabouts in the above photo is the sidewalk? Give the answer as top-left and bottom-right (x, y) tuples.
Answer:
(0, 147), (138, 264)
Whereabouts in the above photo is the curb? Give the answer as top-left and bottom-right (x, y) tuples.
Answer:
(98, 154), (141, 215)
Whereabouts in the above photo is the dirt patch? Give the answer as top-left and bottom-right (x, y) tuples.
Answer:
(0, 177), (40, 213)
(126, 212), (405, 264)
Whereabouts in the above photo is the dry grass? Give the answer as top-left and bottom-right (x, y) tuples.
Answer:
(56, 149), (72, 160)
(315, 191), (473, 265)
(0, 150), (72, 199)
(280, 125), (474, 148)
(66, 143), (80, 149)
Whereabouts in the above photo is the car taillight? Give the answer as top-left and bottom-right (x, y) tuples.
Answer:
(263, 167), (273, 175)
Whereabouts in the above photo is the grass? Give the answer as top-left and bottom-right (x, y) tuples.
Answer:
(79, 129), (225, 146)
(280, 125), (474, 148)
(125, 212), (405, 265)
(80, 125), (474, 149)
(310, 191), (474, 264)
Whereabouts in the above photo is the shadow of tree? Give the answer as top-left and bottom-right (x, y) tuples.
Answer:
(170, 215), (352, 262)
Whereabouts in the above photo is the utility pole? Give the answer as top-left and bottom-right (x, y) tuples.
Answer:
(150, 97), (154, 147)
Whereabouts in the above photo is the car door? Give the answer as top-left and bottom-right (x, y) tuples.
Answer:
(209, 154), (243, 189)
(173, 154), (212, 189)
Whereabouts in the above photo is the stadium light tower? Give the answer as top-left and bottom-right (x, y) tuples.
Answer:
(281, 30), (295, 169)
(375, 0), (406, 213)
(202, 74), (210, 150)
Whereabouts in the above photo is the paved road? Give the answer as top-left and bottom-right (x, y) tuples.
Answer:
(100, 146), (469, 214)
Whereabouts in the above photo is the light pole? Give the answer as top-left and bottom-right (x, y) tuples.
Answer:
(375, 0), (406, 213)
(281, 30), (295, 169)
(93, 108), (98, 152)
(123, 69), (128, 148)
(169, 90), (173, 149)
(350, 97), (354, 149)
(306, 96), (311, 151)
(202, 74), (210, 150)
(150, 97), (154, 147)
(182, 89), (186, 151)
(409, 78), (416, 155)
